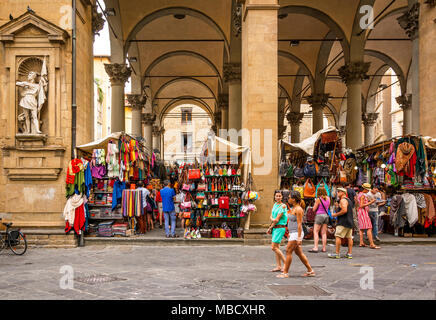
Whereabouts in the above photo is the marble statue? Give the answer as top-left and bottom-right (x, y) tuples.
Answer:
(16, 57), (48, 134)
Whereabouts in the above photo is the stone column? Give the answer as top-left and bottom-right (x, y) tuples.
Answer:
(286, 112), (304, 143)
(307, 93), (329, 134)
(152, 125), (162, 153)
(126, 94), (145, 137)
(224, 63), (242, 132)
(396, 94), (412, 135)
(397, 2), (420, 134)
(338, 62), (370, 150)
(218, 94), (229, 131)
(242, 0), (279, 225)
(362, 112), (379, 145)
(104, 63), (131, 133)
(142, 113), (155, 153)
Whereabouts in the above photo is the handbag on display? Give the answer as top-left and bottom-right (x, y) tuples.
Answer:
(197, 183), (206, 191)
(339, 165), (347, 183)
(318, 164), (330, 178)
(188, 169), (201, 180)
(294, 167), (304, 178)
(303, 161), (317, 178)
(182, 184), (190, 192)
(303, 178), (316, 198)
(321, 131), (338, 144)
(196, 192), (205, 200)
(183, 210), (191, 218)
(181, 193), (192, 209)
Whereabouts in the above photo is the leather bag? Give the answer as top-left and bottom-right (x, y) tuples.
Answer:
(188, 169), (201, 180)
(303, 178), (316, 198)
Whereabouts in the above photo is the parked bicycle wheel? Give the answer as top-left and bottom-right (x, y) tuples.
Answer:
(8, 230), (27, 255)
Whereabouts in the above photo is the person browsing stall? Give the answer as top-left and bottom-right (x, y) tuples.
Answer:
(160, 180), (178, 238)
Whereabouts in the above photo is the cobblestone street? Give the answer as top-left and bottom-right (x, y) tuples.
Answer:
(1, 244), (436, 300)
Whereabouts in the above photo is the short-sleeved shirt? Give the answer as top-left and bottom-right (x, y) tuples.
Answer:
(136, 187), (150, 208)
(271, 202), (288, 225)
(367, 192), (381, 212)
(160, 187), (176, 212)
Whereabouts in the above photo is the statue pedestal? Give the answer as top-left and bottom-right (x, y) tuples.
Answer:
(15, 133), (47, 147)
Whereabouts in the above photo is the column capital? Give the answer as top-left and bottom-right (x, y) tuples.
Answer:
(223, 63), (241, 83)
(338, 62), (371, 84)
(142, 113), (156, 125)
(397, 2), (420, 40)
(104, 63), (131, 86)
(152, 125), (162, 137)
(396, 94), (412, 110)
(306, 93), (330, 108)
(218, 94), (229, 110)
(362, 112), (379, 126)
(286, 112), (304, 126)
(126, 94), (146, 111)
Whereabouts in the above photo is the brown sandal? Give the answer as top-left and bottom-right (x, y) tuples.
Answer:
(271, 267), (283, 272)
(359, 244), (367, 247)
(302, 271), (316, 277)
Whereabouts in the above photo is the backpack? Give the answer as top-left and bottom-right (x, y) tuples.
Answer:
(303, 162), (317, 178)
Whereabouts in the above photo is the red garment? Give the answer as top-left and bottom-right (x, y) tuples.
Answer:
(397, 151), (416, 178)
(156, 191), (162, 202)
(65, 204), (85, 234)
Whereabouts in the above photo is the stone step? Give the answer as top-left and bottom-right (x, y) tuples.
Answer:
(84, 237), (244, 246)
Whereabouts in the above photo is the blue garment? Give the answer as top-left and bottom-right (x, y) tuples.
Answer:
(84, 165), (92, 198)
(160, 187), (176, 212)
(164, 210), (177, 236)
(84, 203), (90, 231)
(112, 179), (126, 210)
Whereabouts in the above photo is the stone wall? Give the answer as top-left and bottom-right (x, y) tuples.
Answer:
(0, 1), (95, 233)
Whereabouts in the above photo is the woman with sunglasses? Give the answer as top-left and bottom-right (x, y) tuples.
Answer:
(267, 190), (288, 273)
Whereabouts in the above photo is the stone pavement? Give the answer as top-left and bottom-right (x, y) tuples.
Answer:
(0, 244), (436, 300)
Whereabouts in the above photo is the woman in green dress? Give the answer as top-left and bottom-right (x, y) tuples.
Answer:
(267, 190), (288, 272)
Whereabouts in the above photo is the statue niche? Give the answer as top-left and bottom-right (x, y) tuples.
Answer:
(16, 56), (48, 135)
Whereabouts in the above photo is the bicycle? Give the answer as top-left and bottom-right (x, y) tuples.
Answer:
(0, 219), (27, 255)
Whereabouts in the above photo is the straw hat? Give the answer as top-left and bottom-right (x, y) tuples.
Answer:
(362, 183), (371, 191)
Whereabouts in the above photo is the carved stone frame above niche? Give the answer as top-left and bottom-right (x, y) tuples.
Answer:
(0, 12), (69, 181)
(0, 11), (69, 146)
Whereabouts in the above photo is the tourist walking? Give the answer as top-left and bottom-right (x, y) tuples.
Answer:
(328, 188), (354, 259)
(277, 191), (315, 278)
(357, 184), (380, 249)
(160, 180), (178, 238)
(308, 186), (330, 253)
(266, 190), (287, 273)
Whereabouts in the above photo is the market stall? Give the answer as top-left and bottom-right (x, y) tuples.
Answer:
(354, 135), (436, 237)
(63, 132), (157, 238)
(175, 136), (256, 239)
(279, 127), (341, 239)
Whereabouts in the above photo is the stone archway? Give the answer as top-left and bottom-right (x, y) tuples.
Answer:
(124, 6), (230, 59)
